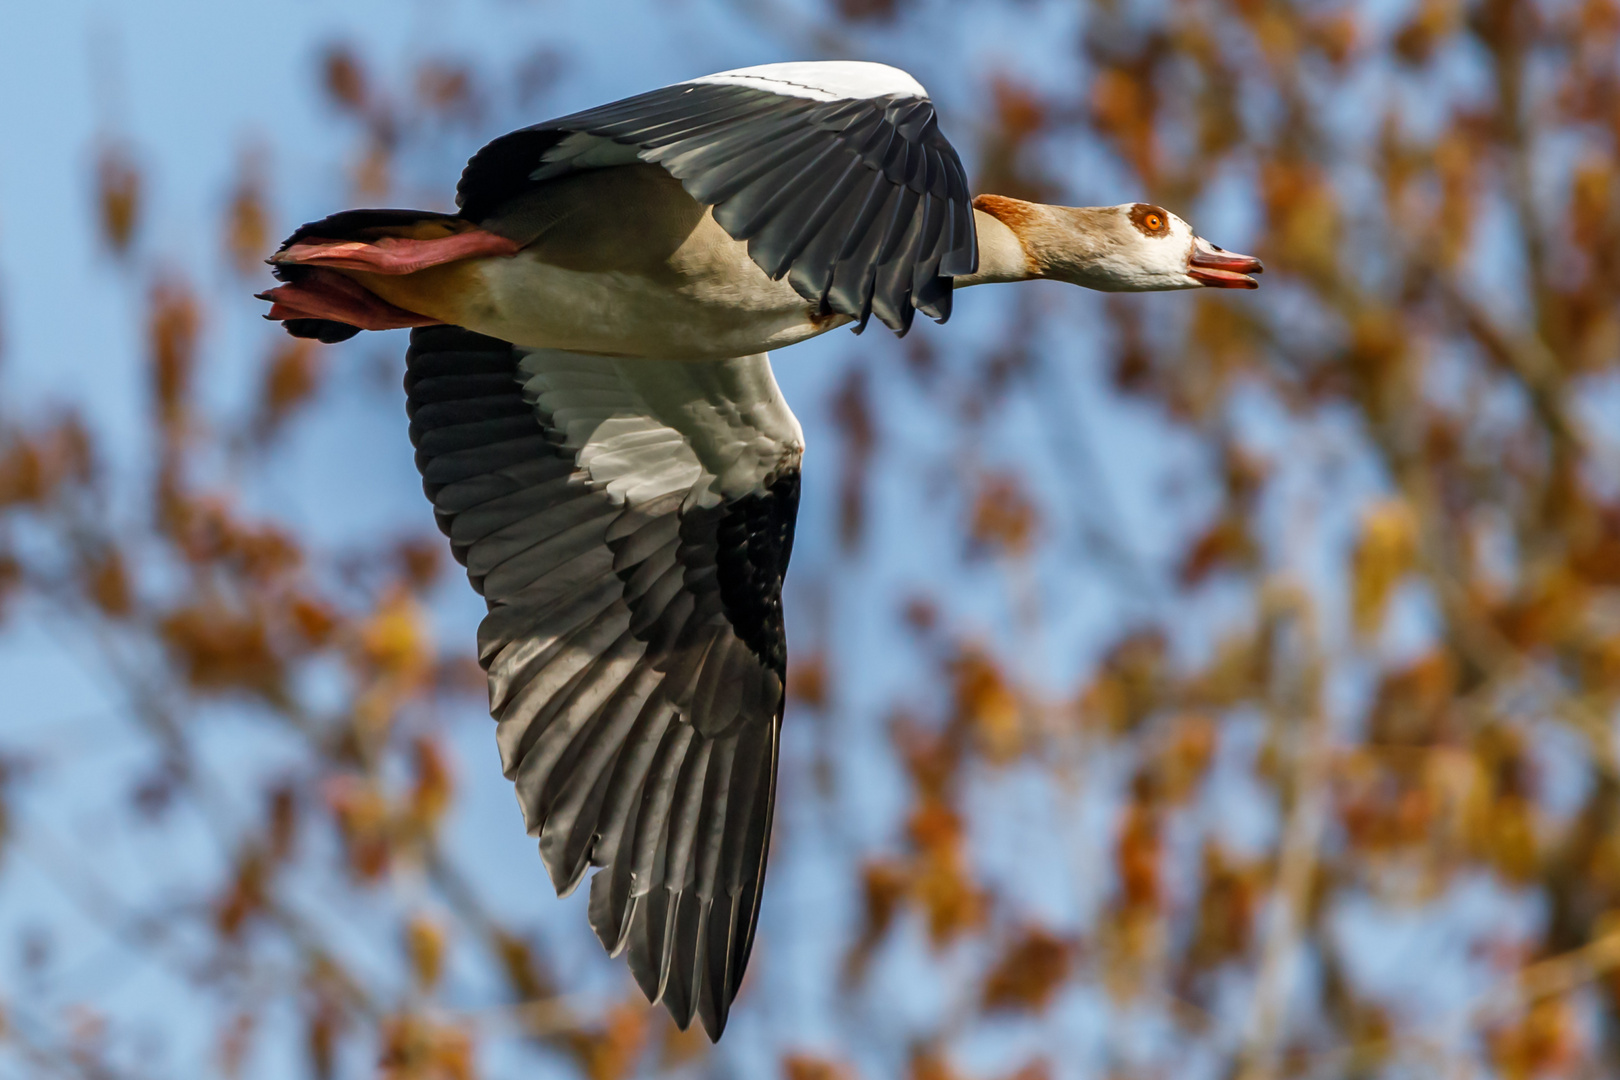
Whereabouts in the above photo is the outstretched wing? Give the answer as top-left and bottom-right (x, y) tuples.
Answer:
(457, 61), (978, 335)
(405, 325), (803, 1039)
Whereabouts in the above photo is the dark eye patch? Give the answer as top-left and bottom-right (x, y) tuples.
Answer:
(1129, 203), (1171, 237)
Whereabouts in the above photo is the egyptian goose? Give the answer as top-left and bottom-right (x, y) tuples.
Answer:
(257, 61), (1260, 1039)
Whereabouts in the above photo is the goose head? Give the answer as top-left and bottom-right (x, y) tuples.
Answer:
(970, 196), (1263, 292)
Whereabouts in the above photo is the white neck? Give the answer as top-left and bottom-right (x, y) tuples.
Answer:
(952, 207), (1036, 288)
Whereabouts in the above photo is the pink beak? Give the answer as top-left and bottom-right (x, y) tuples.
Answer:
(1189, 239), (1263, 289)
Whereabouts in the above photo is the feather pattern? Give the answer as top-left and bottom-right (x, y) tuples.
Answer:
(456, 62), (977, 334)
(405, 326), (800, 1040)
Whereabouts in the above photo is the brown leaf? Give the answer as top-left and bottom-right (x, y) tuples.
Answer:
(225, 149), (271, 277)
(1350, 499), (1417, 637)
(215, 849), (268, 938)
(1366, 651), (1455, 745)
(359, 588), (431, 682)
(1393, 0), (1461, 63)
(835, 0), (901, 20)
(909, 1048), (966, 1080)
(1179, 513), (1258, 586)
(321, 45), (369, 114)
(1186, 842), (1263, 970)
(96, 144), (141, 255)
(0, 418), (94, 507)
(571, 1004), (648, 1080)
(407, 737), (454, 834)
(658, 1009), (710, 1069)
(149, 281), (200, 433)
(1306, 12), (1361, 64)
(909, 803), (988, 944)
(304, 978), (346, 1080)
(405, 915), (446, 992)
(976, 78), (1053, 203)
(379, 1014), (474, 1080)
(1116, 774), (1163, 911)
(1487, 996), (1577, 1080)
(844, 860), (910, 981)
(396, 537), (443, 591)
(1157, 713), (1218, 802)
(1090, 66), (1158, 186)
(87, 548), (132, 616)
(951, 648), (1023, 763)
(416, 61), (479, 124)
(267, 782), (298, 863)
(1000, 1064), (1051, 1080)
(491, 930), (554, 1001)
(288, 594), (341, 648)
(1260, 160), (1341, 284)
(1079, 631), (1168, 733)
(982, 926), (1076, 1012)
(256, 339), (323, 439)
(787, 650), (830, 710)
(160, 601), (283, 696)
(324, 775), (391, 881)
(785, 1053), (858, 1080)
(968, 473), (1038, 558)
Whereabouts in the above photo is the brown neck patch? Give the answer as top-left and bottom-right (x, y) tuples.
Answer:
(972, 194), (1045, 277)
(973, 194), (1041, 235)
(1129, 203), (1171, 237)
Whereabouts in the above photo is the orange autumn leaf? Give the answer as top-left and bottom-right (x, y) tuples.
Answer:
(95, 143), (141, 255)
(320, 45), (369, 114)
(215, 849), (268, 939)
(324, 775), (392, 881)
(407, 737), (454, 832)
(909, 1048), (966, 1080)
(570, 1004), (648, 1080)
(225, 154), (270, 277)
(87, 548), (133, 616)
(787, 650), (831, 709)
(379, 1014), (474, 1080)
(405, 915), (446, 992)
(785, 1053), (859, 1080)
(845, 860), (910, 981)
(256, 339), (323, 439)
(1351, 499), (1418, 637)
(982, 926), (1076, 1012)
(160, 601), (283, 696)
(968, 473), (1038, 558)
(359, 588), (431, 682)
(149, 281), (200, 433)
(951, 648), (1023, 763)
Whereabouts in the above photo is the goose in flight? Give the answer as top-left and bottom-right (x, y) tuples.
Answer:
(257, 60), (1260, 1040)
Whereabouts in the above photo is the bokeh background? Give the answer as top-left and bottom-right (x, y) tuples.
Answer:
(3, 0), (1620, 1077)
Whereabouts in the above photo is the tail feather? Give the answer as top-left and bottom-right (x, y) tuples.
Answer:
(259, 209), (517, 340)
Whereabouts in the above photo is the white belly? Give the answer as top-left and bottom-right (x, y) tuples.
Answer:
(454, 221), (853, 360)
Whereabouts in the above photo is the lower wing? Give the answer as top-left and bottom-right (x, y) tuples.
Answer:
(404, 326), (804, 1039)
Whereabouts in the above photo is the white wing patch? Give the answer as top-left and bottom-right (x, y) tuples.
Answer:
(689, 61), (927, 102)
(518, 350), (805, 507)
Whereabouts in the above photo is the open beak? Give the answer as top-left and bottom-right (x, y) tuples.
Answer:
(1189, 239), (1263, 289)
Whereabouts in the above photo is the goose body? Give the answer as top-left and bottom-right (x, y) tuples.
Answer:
(257, 60), (1261, 1040)
(350, 166), (853, 359)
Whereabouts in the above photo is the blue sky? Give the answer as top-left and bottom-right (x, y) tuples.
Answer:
(0, 1), (1471, 1077)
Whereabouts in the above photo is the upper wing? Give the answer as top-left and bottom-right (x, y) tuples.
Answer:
(404, 325), (803, 1039)
(456, 61), (978, 335)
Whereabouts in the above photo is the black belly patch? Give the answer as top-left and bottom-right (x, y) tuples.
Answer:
(702, 470), (800, 677)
